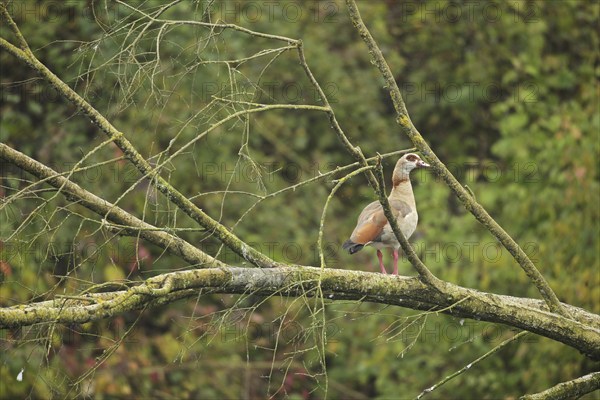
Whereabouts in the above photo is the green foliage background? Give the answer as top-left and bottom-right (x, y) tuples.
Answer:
(1, 1), (598, 398)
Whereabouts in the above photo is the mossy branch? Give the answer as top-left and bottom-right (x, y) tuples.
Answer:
(520, 371), (600, 400)
(344, 0), (566, 316)
(0, 266), (598, 359)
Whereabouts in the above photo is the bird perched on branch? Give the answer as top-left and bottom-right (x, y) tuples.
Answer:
(342, 153), (430, 275)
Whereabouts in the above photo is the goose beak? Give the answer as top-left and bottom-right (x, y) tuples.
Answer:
(417, 160), (430, 168)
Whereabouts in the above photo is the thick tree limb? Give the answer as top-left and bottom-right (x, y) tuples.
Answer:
(1, 266), (598, 359)
(520, 371), (600, 400)
(344, 0), (567, 316)
(0, 142), (221, 267)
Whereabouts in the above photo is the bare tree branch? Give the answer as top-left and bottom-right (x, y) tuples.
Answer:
(0, 143), (221, 267)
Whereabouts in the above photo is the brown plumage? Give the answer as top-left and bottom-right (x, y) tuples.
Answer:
(342, 153), (430, 274)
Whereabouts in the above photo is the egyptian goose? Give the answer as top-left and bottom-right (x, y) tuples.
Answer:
(342, 153), (430, 275)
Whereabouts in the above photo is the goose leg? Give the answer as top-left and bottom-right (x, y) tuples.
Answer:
(392, 249), (399, 275)
(377, 250), (387, 274)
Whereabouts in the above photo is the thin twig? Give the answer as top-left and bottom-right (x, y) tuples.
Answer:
(416, 331), (529, 399)
(115, 0), (299, 44)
